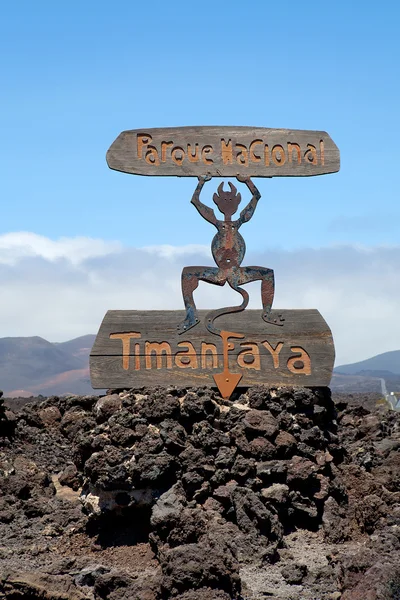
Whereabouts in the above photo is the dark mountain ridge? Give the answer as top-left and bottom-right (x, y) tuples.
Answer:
(333, 349), (400, 394)
(335, 349), (400, 376)
(0, 335), (96, 396)
(55, 334), (96, 355)
(0, 336), (82, 381)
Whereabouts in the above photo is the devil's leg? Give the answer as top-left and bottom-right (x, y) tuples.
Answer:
(235, 266), (284, 326)
(178, 266), (224, 334)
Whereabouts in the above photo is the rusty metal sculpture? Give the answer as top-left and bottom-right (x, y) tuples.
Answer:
(177, 175), (284, 336)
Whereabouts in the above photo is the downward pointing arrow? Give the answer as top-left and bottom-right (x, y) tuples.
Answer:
(213, 371), (243, 399)
(213, 330), (244, 399)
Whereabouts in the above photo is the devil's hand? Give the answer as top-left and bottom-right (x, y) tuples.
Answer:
(236, 174), (251, 183)
(198, 174), (212, 183)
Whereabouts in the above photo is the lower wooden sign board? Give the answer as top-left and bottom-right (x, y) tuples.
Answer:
(90, 309), (335, 394)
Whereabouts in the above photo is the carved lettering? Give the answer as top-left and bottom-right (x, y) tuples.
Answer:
(320, 139), (325, 165)
(161, 141), (173, 162)
(271, 145), (286, 166)
(262, 340), (284, 368)
(288, 142), (301, 164)
(145, 146), (160, 166)
(237, 343), (261, 370)
(107, 332), (320, 380)
(221, 139), (233, 164)
(171, 146), (185, 165)
(264, 144), (270, 166)
(236, 144), (249, 166)
(134, 343), (141, 370)
(145, 342), (173, 369)
(287, 347), (311, 375)
(131, 134), (332, 172)
(304, 144), (318, 165)
(202, 145), (214, 165)
(175, 342), (198, 369)
(187, 143), (199, 163)
(137, 133), (151, 159)
(201, 342), (218, 369)
(109, 332), (141, 370)
(249, 140), (262, 163)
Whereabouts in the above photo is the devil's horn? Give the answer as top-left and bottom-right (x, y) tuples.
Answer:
(228, 182), (237, 196)
(217, 182), (225, 195)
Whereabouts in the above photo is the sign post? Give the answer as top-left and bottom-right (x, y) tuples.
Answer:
(90, 126), (340, 398)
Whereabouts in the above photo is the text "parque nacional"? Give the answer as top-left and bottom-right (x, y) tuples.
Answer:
(136, 133), (326, 169)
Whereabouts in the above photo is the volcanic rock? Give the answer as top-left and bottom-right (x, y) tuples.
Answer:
(0, 386), (398, 599)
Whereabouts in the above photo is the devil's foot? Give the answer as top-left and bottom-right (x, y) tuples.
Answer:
(177, 315), (200, 335)
(262, 312), (285, 327)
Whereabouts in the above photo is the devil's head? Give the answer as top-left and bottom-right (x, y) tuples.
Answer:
(213, 182), (242, 219)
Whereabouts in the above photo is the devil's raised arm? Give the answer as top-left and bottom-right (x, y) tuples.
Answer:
(191, 176), (217, 226)
(237, 176), (261, 225)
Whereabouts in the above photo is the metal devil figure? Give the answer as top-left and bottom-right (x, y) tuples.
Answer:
(90, 126), (340, 398)
(179, 175), (284, 336)
(179, 175), (285, 398)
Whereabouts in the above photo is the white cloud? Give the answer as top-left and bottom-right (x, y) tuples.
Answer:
(0, 232), (398, 366)
(0, 232), (121, 266)
(142, 244), (209, 259)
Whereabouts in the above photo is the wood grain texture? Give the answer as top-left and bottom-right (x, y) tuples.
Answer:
(90, 309), (335, 389)
(106, 126), (340, 178)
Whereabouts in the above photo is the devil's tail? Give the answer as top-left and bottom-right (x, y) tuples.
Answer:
(205, 283), (249, 336)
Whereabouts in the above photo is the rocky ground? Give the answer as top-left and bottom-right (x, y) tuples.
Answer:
(0, 386), (399, 599)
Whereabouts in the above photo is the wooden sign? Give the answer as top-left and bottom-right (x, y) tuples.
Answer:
(90, 309), (335, 392)
(106, 126), (340, 178)
(93, 123), (340, 397)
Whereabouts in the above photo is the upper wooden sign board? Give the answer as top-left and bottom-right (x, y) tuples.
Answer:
(107, 126), (340, 178)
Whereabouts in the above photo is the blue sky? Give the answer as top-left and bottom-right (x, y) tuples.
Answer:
(0, 1), (399, 364)
(1, 0), (399, 248)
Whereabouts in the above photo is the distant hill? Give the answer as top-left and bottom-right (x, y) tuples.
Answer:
(55, 334), (96, 357)
(333, 349), (400, 394)
(335, 350), (400, 376)
(0, 335), (97, 397)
